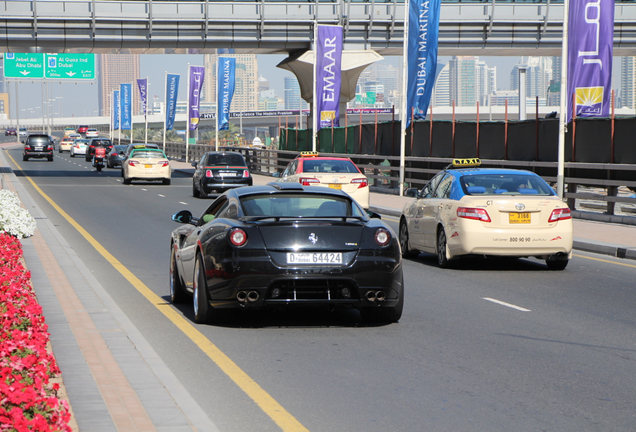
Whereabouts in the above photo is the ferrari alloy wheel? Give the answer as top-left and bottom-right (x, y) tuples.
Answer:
(193, 254), (213, 324)
(437, 228), (451, 268)
(399, 220), (417, 258)
(170, 247), (187, 304)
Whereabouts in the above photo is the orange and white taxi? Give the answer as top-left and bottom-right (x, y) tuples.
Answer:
(399, 159), (573, 270)
(58, 137), (75, 153)
(277, 152), (370, 209)
(122, 148), (171, 185)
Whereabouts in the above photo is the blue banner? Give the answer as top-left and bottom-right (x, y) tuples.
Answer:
(165, 74), (180, 131)
(217, 57), (236, 131)
(567, 0), (614, 121)
(113, 90), (120, 130)
(188, 66), (205, 131)
(316, 25), (343, 131)
(120, 83), (132, 131)
(406, 0), (441, 127)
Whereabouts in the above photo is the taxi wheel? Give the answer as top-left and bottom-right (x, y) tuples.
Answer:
(399, 220), (417, 258)
(58, 148), (62, 153)
(436, 228), (451, 268)
(193, 253), (213, 324)
(163, 179), (171, 185)
(546, 259), (568, 270)
(123, 176), (131, 185)
(170, 247), (187, 304)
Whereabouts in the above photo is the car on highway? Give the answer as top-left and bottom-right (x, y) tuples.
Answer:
(22, 134), (54, 161)
(18, 127), (28, 142)
(121, 147), (171, 185)
(58, 137), (75, 153)
(85, 128), (99, 138)
(86, 138), (113, 162)
(191, 151), (253, 198)
(5, 127), (16, 136)
(70, 138), (89, 158)
(106, 144), (128, 168)
(399, 158), (573, 270)
(169, 182), (403, 324)
(277, 152), (370, 209)
(77, 125), (89, 134)
(63, 127), (76, 137)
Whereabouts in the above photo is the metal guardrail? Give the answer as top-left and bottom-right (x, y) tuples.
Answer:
(160, 143), (636, 217)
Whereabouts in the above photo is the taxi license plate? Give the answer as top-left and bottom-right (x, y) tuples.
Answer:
(328, 184), (342, 190)
(287, 252), (343, 264)
(144, 164), (153, 168)
(509, 212), (531, 224)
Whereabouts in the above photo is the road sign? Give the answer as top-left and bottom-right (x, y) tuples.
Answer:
(3, 53), (95, 80)
(3, 53), (45, 78)
(45, 54), (95, 80)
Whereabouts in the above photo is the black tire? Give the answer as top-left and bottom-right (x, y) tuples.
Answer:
(399, 219), (417, 258)
(163, 178), (171, 185)
(192, 182), (200, 198)
(48, 156), (53, 162)
(96, 164), (102, 172)
(59, 148), (62, 153)
(361, 277), (404, 324)
(123, 177), (131, 185)
(436, 227), (451, 268)
(107, 160), (111, 168)
(193, 254), (213, 324)
(170, 247), (187, 304)
(70, 152), (74, 158)
(546, 259), (568, 270)
(23, 155), (28, 161)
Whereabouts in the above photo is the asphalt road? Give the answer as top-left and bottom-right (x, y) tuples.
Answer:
(4, 142), (636, 431)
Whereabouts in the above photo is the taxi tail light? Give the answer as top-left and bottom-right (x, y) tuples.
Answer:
(351, 178), (369, 189)
(229, 228), (247, 247)
(374, 228), (391, 246)
(128, 160), (139, 167)
(548, 208), (571, 222)
(243, 170), (250, 178)
(159, 161), (169, 167)
(457, 207), (491, 223)
(300, 177), (320, 186)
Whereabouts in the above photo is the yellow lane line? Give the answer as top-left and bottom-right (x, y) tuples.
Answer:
(573, 253), (636, 269)
(6, 152), (308, 432)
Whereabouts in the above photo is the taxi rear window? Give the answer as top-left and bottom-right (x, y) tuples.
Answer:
(130, 150), (166, 159)
(461, 174), (555, 196)
(302, 159), (359, 174)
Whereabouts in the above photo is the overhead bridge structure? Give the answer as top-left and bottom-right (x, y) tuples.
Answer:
(2, 0), (636, 57)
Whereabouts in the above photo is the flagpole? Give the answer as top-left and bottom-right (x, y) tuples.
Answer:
(557, 0), (569, 200)
(312, 21), (318, 152)
(398, 0), (410, 197)
(163, 72), (167, 152)
(186, 63), (190, 163)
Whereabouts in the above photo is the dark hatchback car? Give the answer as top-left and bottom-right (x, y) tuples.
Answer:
(5, 127), (16, 136)
(85, 138), (113, 162)
(23, 134), (54, 161)
(169, 183), (404, 324)
(106, 144), (129, 168)
(191, 151), (253, 198)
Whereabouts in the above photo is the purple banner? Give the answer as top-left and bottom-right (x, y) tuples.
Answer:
(188, 65), (205, 131)
(136, 78), (148, 117)
(567, 0), (614, 121)
(316, 25), (343, 131)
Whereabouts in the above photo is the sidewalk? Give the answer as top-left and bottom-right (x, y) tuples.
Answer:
(171, 159), (636, 261)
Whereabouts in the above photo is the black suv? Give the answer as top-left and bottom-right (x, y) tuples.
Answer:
(23, 135), (54, 161)
(86, 138), (113, 162)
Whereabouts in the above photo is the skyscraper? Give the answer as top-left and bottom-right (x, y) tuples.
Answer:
(432, 63), (450, 107)
(620, 57), (636, 109)
(203, 54), (259, 112)
(97, 54), (140, 117)
(510, 57), (552, 105)
(449, 56), (478, 107)
(284, 77), (307, 110)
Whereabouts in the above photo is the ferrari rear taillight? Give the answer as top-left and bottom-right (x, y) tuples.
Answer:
(300, 178), (320, 186)
(374, 228), (391, 246)
(351, 178), (369, 189)
(243, 170), (250, 178)
(229, 228), (247, 247)
(128, 160), (139, 166)
(548, 207), (571, 222)
(457, 207), (492, 222)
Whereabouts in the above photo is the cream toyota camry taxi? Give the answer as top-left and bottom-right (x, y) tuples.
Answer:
(277, 152), (370, 209)
(121, 148), (171, 185)
(399, 159), (573, 270)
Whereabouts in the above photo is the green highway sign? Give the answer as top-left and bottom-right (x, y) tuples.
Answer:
(3, 53), (45, 78)
(3, 53), (95, 80)
(45, 54), (95, 79)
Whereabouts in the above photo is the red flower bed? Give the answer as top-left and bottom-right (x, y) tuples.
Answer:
(0, 233), (72, 431)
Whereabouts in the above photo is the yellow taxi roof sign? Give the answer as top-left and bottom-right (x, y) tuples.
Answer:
(452, 158), (481, 168)
(300, 151), (320, 157)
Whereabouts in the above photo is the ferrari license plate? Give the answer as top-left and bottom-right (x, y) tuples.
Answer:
(144, 164), (153, 168)
(286, 252), (343, 264)
(509, 212), (531, 224)
(328, 184), (342, 190)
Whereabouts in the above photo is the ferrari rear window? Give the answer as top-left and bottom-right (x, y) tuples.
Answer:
(461, 174), (555, 196)
(240, 194), (364, 218)
(302, 159), (359, 174)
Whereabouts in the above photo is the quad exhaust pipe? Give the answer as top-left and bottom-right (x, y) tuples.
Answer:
(237, 291), (260, 303)
(365, 290), (386, 303)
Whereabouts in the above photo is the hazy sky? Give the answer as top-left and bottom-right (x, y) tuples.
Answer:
(11, 53), (616, 120)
